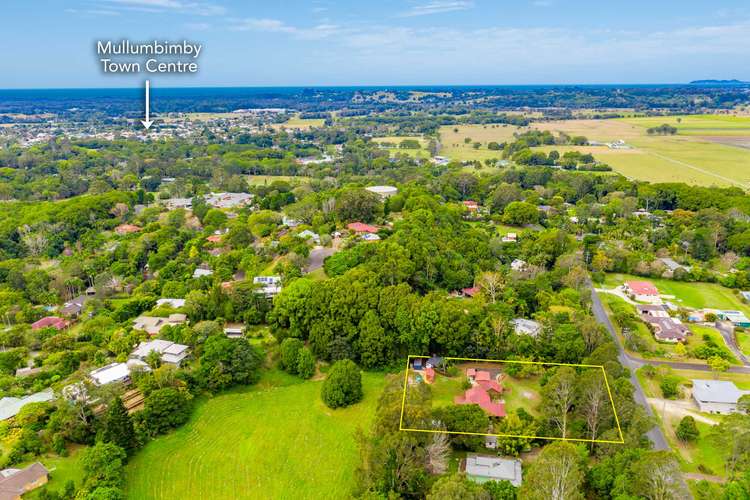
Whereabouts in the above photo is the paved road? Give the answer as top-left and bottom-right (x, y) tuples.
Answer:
(716, 323), (750, 366)
(589, 284), (670, 451)
(305, 245), (335, 273)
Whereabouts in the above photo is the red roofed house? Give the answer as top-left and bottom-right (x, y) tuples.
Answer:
(462, 286), (480, 298)
(347, 222), (379, 234)
(624, 280), (660, 304)
(463, 200), (479, 212)
(456, 369), (506, 417)
(206, 234), (222, 243)
(31, 316), (69, 331)
(114, 224), (142, 235)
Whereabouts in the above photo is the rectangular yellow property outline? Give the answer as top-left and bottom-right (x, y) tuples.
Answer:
(399, 355), (625, 444)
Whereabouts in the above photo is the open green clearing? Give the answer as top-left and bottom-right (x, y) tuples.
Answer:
(372, 136), (431, 159)
(602, 273), (750, 314)
(125, 370), (386, 500)
(622, 114), (750, 136)
(271, 116), (326, 130)
(530, 116), (750, 187)
(438, 124), (520, 162)
(662, 414), (726, 477)
(246, 174), (311, 186)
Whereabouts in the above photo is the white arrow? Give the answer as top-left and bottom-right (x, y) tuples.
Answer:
(141, 79), (154, 130)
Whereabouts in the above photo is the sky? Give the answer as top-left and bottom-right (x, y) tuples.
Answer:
(1, 0), (750, 88)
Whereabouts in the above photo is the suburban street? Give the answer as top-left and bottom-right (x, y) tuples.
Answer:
(588, 283), (670, 451)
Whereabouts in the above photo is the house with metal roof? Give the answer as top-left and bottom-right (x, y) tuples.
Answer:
(0, 389), (55, 421)
(130, 339), (190, 366)
(464, 454), (522, 486)
(692, 379), (750, 414)
(512, 318), (542, 337)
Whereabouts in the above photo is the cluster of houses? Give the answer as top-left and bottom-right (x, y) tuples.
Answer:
(622, 279), (750, 343)
(636, 304), (691, 343)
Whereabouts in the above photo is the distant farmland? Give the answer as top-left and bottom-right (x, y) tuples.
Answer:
(529, 116), (750, 188)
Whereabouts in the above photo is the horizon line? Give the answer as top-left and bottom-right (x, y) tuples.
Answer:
(0, 81), (736, 92)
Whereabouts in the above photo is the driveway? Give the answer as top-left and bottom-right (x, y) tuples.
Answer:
(305, 245), (335, 273)
(646, 397), (718, 426)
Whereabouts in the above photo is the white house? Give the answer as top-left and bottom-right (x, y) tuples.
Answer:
(156, 298), (186, 309)
(298, 229), (320, 244)
(192, 268), (213, 278)
(512, 318), (542, 337)
(365, 185), (398, 199)
(465, 454), (522, 487)
(254, 276), (282, 298)
(510, 259), (528, 272)
(692, 379), (750, 414)
(223, 322), (244, 338)
(130, 339), (190, 366)
(89, 360), (149, 386)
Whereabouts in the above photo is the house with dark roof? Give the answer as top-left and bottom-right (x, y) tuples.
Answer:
(0, 462), (48, 499)
(636, 304), (690, 342)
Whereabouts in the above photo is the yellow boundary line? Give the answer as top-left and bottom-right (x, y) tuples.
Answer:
(399, 355), (625, 444)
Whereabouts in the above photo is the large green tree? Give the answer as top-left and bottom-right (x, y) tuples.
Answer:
(321, 359), (363, 409)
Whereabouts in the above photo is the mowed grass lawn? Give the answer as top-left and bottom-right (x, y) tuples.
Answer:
(125, 370), (386, 500)
(246, 174), (311, 186)
(602, 273), (750, 314)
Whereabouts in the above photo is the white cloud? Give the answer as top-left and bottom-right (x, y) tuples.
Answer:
(229, 18), (347, 40)
(184, 22), (211, 31)
(102, 0), (226, 16)
(399, 1), (474, 17)
(65, 8), (121, 16)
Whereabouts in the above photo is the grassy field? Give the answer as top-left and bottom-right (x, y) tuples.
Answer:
(271, 116), (326, 130)
(246, 175), (311, 186)
(737, 331), (750, 356)
(528, 116), (750, 187)
(438, 124), (519, 161)
(662, 414), (725, 476)
(125, 370), (386, 500)
(601, 273), (750, 314)
(637, 366), (750, 397)
(371, 136), (431, 159)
